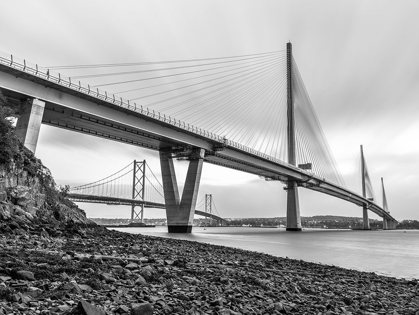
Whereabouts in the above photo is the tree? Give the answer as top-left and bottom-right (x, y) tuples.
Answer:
(0, 90), (19, 166)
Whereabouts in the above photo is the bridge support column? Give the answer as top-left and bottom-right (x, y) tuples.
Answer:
(387, 220), (397, 230)
(362, 206), (370, 229)
(15, 98), (45, 153)
(286, 180), (302, 231)
(160, 148), (205, 233)
(383, 217), (388, 230)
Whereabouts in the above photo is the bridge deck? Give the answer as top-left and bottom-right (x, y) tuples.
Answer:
(67, 193), (225, 222)
(0, 57), (397, 223)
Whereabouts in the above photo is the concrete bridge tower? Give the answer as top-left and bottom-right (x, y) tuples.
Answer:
(286, 42), (302, 231)
(360, 145), (371, 229)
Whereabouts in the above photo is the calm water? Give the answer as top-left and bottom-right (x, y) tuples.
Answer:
(112, 226), (419, 280)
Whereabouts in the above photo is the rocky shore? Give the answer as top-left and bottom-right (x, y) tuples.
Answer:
(0, 226), (418, 315)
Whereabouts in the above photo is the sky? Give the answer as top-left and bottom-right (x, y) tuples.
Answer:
(1, 0), (418, 220)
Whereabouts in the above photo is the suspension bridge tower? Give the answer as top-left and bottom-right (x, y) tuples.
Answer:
(205, 194), (212, 214)
(286, 42), (302, 231)
(131, 160), (146, 221)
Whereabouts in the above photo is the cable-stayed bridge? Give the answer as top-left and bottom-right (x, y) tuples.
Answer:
(66, 160), (226, 224)
(0, 43), (397, 232)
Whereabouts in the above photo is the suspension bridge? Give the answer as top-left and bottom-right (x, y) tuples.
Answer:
(66, 160), (226, 224)
(0, 43), (397, 232)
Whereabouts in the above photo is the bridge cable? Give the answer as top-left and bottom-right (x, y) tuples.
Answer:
(43, 50), (284, 70)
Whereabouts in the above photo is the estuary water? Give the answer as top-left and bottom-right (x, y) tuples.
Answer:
(112, 226), (418, 280)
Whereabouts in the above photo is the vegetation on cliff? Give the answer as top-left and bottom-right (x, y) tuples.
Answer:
(0, 91), (94, 232)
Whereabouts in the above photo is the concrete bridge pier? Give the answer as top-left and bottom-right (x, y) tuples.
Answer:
(387, 220), (397, 230)
(383, 217), (388, 230)
(15, 98), (45, 153)
(160, 148), (204, 233)
(286, 180), (302, 231)
(362, 206), (370, 229)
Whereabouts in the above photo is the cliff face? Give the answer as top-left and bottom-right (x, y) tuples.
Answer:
(0, 162), (94, 233)
(0, 95), (95, 234)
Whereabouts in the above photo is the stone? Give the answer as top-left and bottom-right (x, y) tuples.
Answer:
(26, 286), (43, 298)
(34, 193), (46, 207)
(125, 262), (140, 270)
(117, 305), (130, 313)
(0, 204), (11, 220)
(0, 191), (7, 202)
(61, 281), (82, 294)
(17, 191), (32, 207)
(9, 221), (20, 230)
(12, 206), (26, 216)
(40, 229), (49, 238)
(58, 304), (71, 312)
(101, 273), (117, 283)
(141, 266), (154, 281)
(135, 275), (147, 285)
(78, 284), (93, 292)
(70, 301), (106, 315)
(131, 302), (153, 315)
(16, 270), (35, 281)
(25, 211), (35, 220)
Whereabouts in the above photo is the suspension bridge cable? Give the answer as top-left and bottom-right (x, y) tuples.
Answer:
(43, 50), (284, 70)
(212, 199), (221, 217)
(127, 56), (282, 102)
(142, 59), (284, 110)
(91, 54), (284, 88)
(74, 53), (282, 80)
(259, 76), (286, 156)
(71, 162), (133, 190)
(291, 57), (344, 186)
(226, 72), (284, 142)
(74, 168), (133, 191)
(270, 82), (288, 159)
(154, 73), (279, 125)
(174, 60), (285, 124)
(242, 76), (283, 151)
(254, 71), (288, 154)
(113, 55), (283, 95)
(200, 71), (280, 138)
(234, 70), (287, 146)
(242, 76), (285, 149)
(188, 61), (285, 134)
(203, 65), (284, 135)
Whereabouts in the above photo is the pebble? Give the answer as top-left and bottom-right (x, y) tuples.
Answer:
(0, 227), (417, 314)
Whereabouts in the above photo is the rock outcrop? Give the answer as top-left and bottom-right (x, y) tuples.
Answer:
(0, 160), (95, 233)
(0, 99), (95, 233)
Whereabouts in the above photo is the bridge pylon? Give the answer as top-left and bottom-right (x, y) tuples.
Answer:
(160, 148), (205, 233)
(285, 42), (302, 231)
(131, 160), (146, 221)
(205, 194), (212, 214)
(360, 145), (371, 230)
